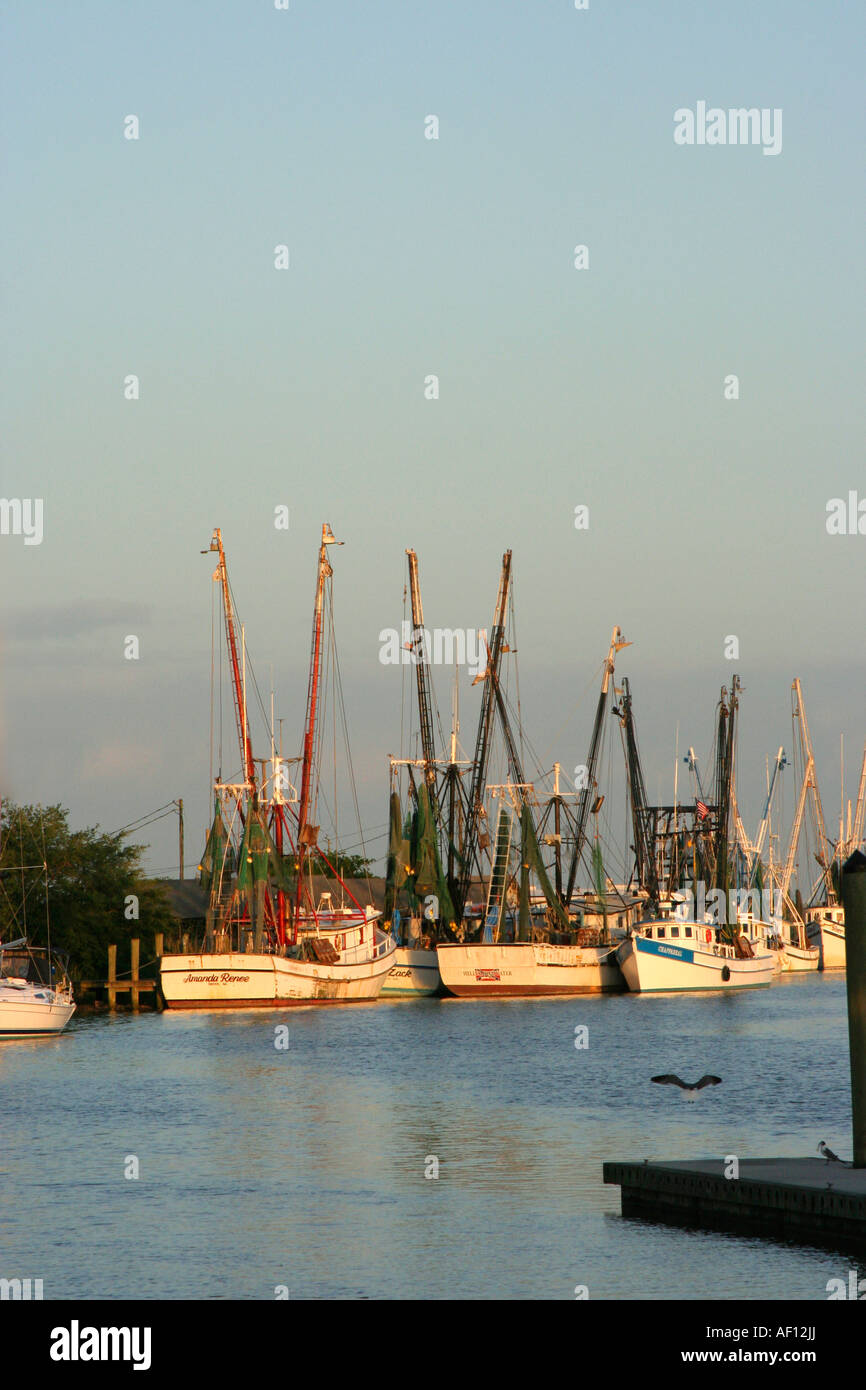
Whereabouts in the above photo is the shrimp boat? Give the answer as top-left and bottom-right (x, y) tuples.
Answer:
(160, 524), (395, 1010)
(0, 939), (76, 1036)
(615, 915), (774, 992)
(434, 569), (630, 998)
(616, 675), (773, 992)
(805, 906), (846, 970)
(789, 681), (858, 972)
(379, 549), (470, 998)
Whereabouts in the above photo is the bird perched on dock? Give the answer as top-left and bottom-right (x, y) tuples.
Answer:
(818, 1141), (841, 1162)
(651, 1074), (722, 1101)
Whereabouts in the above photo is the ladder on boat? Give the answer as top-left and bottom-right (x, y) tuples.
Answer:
(484, 805), (514, 936)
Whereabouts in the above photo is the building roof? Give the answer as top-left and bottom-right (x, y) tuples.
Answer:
(154, 879), (209, 920)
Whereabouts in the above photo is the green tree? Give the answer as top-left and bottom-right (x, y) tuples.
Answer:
(303, 851), (373, 880)
(0, 803), (175, 982)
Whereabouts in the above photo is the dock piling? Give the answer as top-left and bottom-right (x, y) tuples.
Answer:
(842, 848), (866, 1167)
(107, 943), (117, 1011)
(130, 937), (140, 1012)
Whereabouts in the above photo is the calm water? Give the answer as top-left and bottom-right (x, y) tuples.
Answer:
(0, 974), (860, 1300)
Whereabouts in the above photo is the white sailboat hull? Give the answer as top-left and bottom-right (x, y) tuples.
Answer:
(616, 931), (774, 993)
(160, 939), (396, 1009)
(0, 986), (76, 1036)
(436, 941), (625, 997)
(380, 947), (441, 997)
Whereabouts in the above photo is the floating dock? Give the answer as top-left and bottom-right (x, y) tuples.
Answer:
(603, 1157), (866, 1252)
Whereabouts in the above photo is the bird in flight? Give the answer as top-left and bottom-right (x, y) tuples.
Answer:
(651, 1074), (722, 1101)
(818, 1141), (841, 1162)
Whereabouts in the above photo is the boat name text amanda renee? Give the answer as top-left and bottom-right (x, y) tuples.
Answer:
(181, 973), (251, 985)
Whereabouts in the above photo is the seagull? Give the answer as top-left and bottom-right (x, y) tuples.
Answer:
(818, 1141), (840, 1162)
(651, 1074), (722, 1101)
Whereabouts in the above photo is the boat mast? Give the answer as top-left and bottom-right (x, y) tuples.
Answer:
(208, 528), (256, 796)
(564, 626), (629, 905)
(792, 678), (836, 904)
(618, 678), (660, 904)
(713, 677), (740, 918)
(296, 525), (341, 913)
(778, 752), (814, 917)
(405, 549), (440, 822)
(851, 743), (866, 853)
(455, 551), (512, 921)
(748, 747), (786, 884)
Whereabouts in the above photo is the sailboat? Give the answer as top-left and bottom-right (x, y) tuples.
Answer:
(160, 525), (395, 1009)
(0, 833), (75, 1035)
(0, 938), (75, 1036)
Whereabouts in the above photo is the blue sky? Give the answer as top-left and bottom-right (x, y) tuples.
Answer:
(2, 1), (863, 876)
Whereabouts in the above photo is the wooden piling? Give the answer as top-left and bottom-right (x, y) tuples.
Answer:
(107, 943), (117, 1011)
(130, 937), (140, 1012)
(842, 849), (866, 1166)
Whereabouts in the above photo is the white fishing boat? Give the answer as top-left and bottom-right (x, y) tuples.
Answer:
(380, 944), (441, 998)
(160, 910), (395, 1008)
(805, 906), (846, 970)
(437, 935), (623, 997)
(0, 940), (76, 1036)
(616, 918), (774, 993)
(160, 524), (396, 1010)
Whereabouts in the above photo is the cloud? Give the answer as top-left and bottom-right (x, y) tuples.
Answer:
(80, 741), (156, 782)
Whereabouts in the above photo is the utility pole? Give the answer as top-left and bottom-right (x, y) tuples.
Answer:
(178, 799), (184, 881)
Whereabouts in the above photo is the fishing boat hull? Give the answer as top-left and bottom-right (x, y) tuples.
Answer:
(616, 930), (774, 993)
(805, 915), (846, 970)
(746, 925), (817, 974)
(380, 947), (441, 997)
(160, 940), (396, 1009)
(780, 941), (820, 972)
(436, 941), (625, 997)
(0, 987), (76, 1036)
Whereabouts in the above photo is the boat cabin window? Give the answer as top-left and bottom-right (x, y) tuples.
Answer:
(670, 926), (680, 938)
(656, 927), (665, 939)
(684, 927), (692, 938)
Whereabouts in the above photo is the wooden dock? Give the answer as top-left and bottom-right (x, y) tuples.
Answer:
(604, 1157), (866, 1252)
(78, 937), (164, 1011)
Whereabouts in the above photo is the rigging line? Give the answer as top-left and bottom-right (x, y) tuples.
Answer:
(509, 582), (527, 778)
(225, 571), (272, 740)
(19, 809), (26, 937)
(40, 810), (51, 956)
(330, 599), (374, 896)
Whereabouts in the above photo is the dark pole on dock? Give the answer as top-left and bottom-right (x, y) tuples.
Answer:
(842, 848), (866, 1167)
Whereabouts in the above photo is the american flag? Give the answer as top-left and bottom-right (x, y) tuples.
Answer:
(696, 799), (709, 820)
